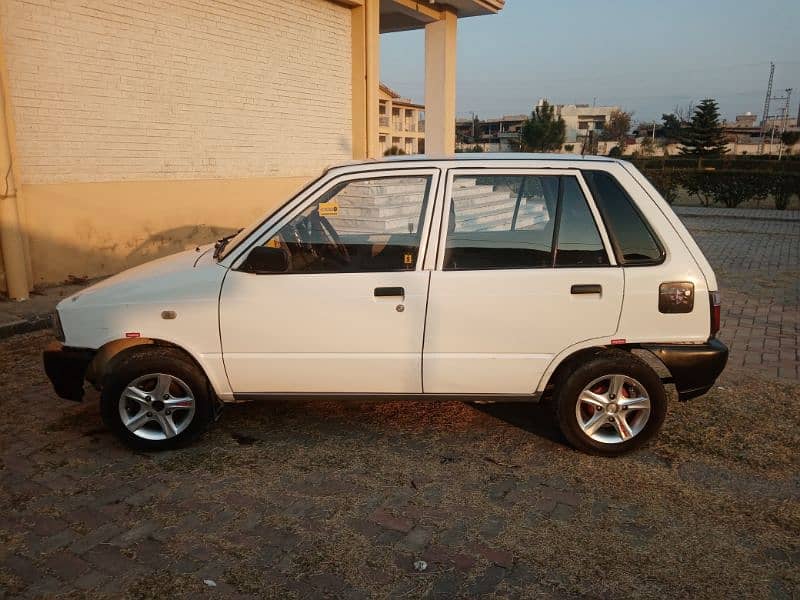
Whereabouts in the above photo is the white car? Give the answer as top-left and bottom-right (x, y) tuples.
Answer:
(44, 155), (727, 456)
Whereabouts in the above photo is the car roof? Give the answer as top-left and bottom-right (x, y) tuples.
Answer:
(328, 153), (620, 172)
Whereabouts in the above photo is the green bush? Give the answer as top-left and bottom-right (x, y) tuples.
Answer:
(640, 168), (800, 210)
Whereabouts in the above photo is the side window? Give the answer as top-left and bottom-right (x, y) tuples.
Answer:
(263, 175), (431, 273)
(555, 177), (609, 267)
(582, 170), (664, 265)
(443, 174), (609, 271)
(444, 175), (557, 270)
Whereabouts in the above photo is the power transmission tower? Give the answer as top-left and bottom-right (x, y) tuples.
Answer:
(768, 88), (792, 156)
(757, 62), (775, 155)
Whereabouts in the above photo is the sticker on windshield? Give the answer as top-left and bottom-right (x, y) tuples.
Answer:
(318, 200), (339, 217)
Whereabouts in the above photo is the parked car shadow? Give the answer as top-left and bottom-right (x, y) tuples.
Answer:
(469, 399), (564, 445)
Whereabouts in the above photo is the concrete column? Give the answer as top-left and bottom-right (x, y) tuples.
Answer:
(364, 0), (380, 159)
(0, 31), (29, 300)
(424, 10), (457, 155)
(350, 4), (367, 160)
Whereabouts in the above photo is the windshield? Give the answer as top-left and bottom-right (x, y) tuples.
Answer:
(216, 172), (326, 261)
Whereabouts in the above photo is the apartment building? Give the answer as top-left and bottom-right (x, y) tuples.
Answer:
(379, 83), (425, 155)
(550, 102), (620, 143)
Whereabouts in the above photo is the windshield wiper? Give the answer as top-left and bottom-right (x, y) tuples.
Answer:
(213, 229), (242, 260)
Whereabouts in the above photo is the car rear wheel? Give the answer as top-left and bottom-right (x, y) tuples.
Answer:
(554, 351), (666, 456)
(101, 347), (215, 451)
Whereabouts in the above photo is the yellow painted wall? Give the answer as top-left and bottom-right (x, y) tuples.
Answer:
(0, 0), (352, 286)
(21, 177), (311, 285)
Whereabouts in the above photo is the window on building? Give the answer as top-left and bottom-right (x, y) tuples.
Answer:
(262, 176), (432, 274)
(582, 170), (664, 265)
(443, 175), (609, 271)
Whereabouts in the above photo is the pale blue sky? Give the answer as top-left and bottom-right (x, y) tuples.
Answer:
(380, 0), (800, 123)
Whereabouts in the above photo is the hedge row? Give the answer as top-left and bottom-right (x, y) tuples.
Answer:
(633, 157), (800, 174)
(640, 169), (800, 210)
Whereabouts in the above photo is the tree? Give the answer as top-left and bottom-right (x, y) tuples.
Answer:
(661, 113), (685, 143)
(679, 98), (729, 157)
(781, 130), (800, 148)
(384, 146), (406, 156)
(600, 109), (632, 153)
(518, 101), (566, 152)
(600, 109), (632, 142)
(639, 136), (655, 156)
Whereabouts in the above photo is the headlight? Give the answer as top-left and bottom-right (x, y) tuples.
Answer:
(52, 310), (65, 342)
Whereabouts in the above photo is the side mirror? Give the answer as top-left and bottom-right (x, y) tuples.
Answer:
(239, 246), (289, 274)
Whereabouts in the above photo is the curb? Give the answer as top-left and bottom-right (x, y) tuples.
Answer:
(0, 314), (52, 340)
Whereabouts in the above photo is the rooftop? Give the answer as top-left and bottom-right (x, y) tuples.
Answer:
(327, 153), (619, 172)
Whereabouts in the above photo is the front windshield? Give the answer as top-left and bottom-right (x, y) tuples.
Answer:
(216, 172), (326, 261)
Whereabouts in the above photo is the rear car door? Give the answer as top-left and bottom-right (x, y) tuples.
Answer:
(220, 169), (439, 395)
(423, 169), (624, 395)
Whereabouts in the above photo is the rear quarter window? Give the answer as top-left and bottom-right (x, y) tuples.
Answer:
(582, 170), (664, 265)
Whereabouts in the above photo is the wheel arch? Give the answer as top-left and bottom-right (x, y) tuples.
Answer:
(538, 342), (671, 398)
(87, 337), (220, 396)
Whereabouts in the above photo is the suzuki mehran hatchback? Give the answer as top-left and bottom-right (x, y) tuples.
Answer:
(44, 155), (728, 456)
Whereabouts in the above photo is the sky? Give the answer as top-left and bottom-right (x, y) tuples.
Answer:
(380, 0), (800, 124)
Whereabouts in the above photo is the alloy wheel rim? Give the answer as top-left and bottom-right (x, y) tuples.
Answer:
(575, 374), (651, 444)
(118, 373), (195, 440)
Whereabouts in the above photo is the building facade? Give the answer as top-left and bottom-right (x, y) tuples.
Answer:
(379, 84), (425, 155)
(551, 102), (620, 143)
(0, 0), (505, 298)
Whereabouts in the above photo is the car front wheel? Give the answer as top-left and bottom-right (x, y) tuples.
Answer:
(554, 351), (667, 456)
(100, 347), (215, 451)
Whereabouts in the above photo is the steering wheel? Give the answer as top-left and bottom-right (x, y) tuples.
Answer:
(309, 212), (351, 266)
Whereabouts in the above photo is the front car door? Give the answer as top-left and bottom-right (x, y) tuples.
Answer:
(423, 168), (624, 395)
(220, 168), (439, 395)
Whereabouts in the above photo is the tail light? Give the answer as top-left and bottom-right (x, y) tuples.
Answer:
(709, 291), (721, 337)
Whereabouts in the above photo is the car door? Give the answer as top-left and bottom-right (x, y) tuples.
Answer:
(220, 169), (439, 395)
(423, 169), (624, 395)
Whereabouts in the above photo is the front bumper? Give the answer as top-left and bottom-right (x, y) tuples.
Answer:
(644, 338), (729, 401)
(42, 342), (96, 402)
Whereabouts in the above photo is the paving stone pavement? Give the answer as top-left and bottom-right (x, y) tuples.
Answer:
(0, 206), (798, 599)
(681, 212), (800, 381)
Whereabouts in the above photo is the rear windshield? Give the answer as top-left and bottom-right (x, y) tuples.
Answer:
(582, 170), (664, 265)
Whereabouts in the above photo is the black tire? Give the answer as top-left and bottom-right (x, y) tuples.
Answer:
(100, 346), (215, 451)
(553, 350), (666, 456)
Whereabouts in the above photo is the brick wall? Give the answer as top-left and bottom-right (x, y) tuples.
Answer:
(1, 0), (352, 184)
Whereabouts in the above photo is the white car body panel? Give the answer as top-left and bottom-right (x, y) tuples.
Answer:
(53, 154), (720, 402)
(57, 246), (233, 399)
(220, 271), (430, 393)
(423, 168), (624, 394)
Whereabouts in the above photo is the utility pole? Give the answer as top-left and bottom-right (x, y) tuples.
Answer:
(778, 88), (792, 160)
(758, 62), (774, 155)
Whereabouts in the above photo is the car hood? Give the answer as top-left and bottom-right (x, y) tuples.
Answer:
(59, 245), (218, 309)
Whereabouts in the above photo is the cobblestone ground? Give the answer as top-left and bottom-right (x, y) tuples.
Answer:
(683, 213), (800, 381)
(1, 213), (798, 599)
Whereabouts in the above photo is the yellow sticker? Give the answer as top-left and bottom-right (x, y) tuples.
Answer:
(266, 238), (281, 248)
(318, 200), (339, 217)
(404, 253), (413, 265)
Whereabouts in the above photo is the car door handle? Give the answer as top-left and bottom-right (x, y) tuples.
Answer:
(571, 284), (602, 295)
(374, 287), (405, 298)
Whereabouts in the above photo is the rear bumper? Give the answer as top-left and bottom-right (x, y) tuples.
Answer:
(42, 342), (96, 402)
(643, 338), (729, 401)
